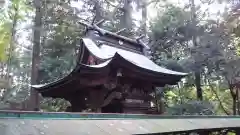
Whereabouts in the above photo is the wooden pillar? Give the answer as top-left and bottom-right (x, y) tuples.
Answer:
(155, 87), (164, 114)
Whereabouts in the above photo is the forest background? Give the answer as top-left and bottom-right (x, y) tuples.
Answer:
(1, 0), (240, 115)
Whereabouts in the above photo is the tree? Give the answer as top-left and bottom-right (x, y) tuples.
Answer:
(0, 0), (236, 114)
(0, 0), (34, 109)
(149, 1), (238, 114)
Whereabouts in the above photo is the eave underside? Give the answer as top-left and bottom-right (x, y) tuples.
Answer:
(33, 55), (185, 98)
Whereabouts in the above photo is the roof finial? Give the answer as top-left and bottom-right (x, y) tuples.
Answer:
(136, 35), (150, 50)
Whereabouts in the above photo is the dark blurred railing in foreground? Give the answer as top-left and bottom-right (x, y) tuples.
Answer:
(0, 110), (240, 134)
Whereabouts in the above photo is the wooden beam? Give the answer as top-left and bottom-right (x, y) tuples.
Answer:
(78, 21), (146, 49)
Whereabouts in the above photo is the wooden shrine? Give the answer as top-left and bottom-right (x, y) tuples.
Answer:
(32, 20), (187, 114)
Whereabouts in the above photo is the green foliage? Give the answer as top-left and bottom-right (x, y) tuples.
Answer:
(150, 5), (191, 35)
(0, 0), (32, 62)
(149, 4), (193, 66)
(0, 22), (11, 61)
(0, 0), (34, 106)
(166, 100), (215, 115)
(40, 98), (70, 112)
(35, 0), (240, 113)
(164, 85), (230, 115)
(0, 10), (12, 62)
(38, 0), (84, 84)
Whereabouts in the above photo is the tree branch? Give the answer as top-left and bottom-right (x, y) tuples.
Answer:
(208, 80), (230, 115)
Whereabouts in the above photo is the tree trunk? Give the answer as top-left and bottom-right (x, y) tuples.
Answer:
(7, 3), (18, 77)
(233, 95), (237, 115)
(120, 0), (132, 36)
(228, 82), (237, 115)
(237, 88), (240, 115)
(29, 0), (42, 111)
(195, 72), (203, 100)
(2, 2), (18, 101)
(93, 1), (102, 23)
(229, 85), (237, 115)
(141, 0), (147, 35)
(189, 0), (203, 100)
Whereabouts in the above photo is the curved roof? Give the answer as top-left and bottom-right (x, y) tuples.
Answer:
(32, 38), (188, 95)
(82, 38), (187, 76)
